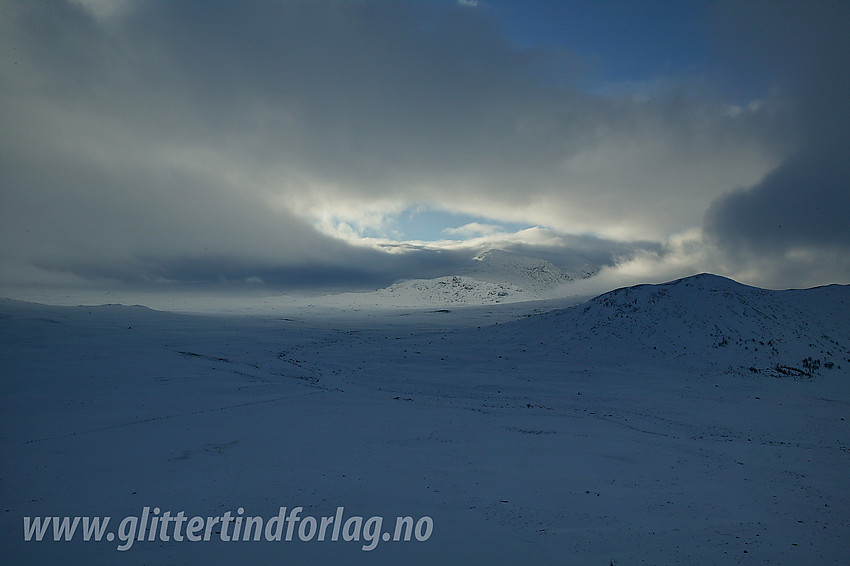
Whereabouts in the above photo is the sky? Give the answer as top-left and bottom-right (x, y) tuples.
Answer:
(1, 0), (848, 300)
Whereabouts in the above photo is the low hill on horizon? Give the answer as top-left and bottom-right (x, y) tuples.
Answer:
(491, 272), (850, 378)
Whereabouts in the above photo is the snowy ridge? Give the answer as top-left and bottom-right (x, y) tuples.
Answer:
(500, 273), (850, 376)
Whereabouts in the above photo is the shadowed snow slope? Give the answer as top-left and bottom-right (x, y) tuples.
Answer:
(494, 273), (850, 376)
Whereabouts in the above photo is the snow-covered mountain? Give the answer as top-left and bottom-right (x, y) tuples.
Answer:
(375, 275), (531, 306)
(464, 249), (596, 293)
(357, 249), (599, 307)
(495, 272), (850, 377)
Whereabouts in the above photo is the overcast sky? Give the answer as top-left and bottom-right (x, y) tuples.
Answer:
(1, 0), (848, 298)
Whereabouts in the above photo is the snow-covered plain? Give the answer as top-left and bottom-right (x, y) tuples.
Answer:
(1, 274), (849, 564)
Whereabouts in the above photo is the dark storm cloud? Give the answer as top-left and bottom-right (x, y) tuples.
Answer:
(705, 150), (850, 254)
(704, 1), (850, 267)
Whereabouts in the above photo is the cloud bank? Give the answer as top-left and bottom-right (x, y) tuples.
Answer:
(0, 0), (846, 296)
